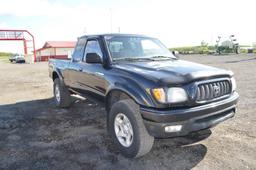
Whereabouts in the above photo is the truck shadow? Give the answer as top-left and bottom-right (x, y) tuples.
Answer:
(0, 97), (209, 170)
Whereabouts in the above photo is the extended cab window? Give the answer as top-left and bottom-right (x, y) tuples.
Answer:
(72, 38), (86, 62)
(83, 40), (103, 61)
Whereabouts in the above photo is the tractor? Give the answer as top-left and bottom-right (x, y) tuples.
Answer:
(215, 35), (240, 54)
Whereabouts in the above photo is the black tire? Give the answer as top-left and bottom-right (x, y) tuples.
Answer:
(53, 78), (71, 108)
(108, 99), (154, 158)
(235, 46), (240, 54)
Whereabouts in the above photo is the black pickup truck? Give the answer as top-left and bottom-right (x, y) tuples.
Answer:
(49, 34), (239, 158)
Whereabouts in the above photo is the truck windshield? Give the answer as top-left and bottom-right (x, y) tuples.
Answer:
(105, 36), (176, 61)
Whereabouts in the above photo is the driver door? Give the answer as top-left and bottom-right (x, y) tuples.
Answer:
(79, 39), (106, 96)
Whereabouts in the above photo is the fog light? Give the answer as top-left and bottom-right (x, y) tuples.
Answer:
(165, 125), (182, 132)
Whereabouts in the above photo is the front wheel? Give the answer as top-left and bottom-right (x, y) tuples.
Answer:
(235, 46), (240, 54)
(108, 99), (154, 158)
(53, 78), (71, 108)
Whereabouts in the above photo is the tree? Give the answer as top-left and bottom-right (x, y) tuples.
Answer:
(199, 40), (209, 54)
(201, 40), (208, 47)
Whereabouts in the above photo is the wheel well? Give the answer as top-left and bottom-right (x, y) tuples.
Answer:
(52, 72), (59, 81)
(106, 90), (133, 113)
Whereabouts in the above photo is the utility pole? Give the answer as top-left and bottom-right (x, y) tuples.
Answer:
(110, 8), (113, 33)
(83, 27), (87, 34)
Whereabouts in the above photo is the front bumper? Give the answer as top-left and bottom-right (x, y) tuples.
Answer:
(141, 92), (239, 138)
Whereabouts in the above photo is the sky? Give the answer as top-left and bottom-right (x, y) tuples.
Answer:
(0, 0), (255, 53)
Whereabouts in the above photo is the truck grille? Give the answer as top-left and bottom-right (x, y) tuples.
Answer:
(196, 80), (231, 102)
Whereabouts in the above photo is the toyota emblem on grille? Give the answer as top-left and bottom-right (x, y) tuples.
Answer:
(213, 85), (220, 95)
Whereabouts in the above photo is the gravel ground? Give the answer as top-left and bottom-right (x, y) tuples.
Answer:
(0, 54), (255, 170)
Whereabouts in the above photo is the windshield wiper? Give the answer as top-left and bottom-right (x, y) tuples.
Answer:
(113, 56), (177, 62)
(150, 55), (177, 60)
(114, 57), (154, 61)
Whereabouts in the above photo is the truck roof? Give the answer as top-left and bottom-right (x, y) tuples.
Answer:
(79, 33), (151, 39)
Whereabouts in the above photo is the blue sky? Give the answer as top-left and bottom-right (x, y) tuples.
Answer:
(0, 0), (255, 53)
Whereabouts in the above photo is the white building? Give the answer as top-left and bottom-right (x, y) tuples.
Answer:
(36, 41), (76, 61)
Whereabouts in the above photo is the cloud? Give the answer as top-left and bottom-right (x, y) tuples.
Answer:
(0, 22), (9, 28)
(0, 0), (73, 17)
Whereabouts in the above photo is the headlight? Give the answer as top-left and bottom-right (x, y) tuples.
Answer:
(231, 77), (236, 91)
(167, 88), (188, 103)
(152, 87), (188, 103)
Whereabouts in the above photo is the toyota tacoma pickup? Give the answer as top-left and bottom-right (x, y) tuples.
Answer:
(48, 34), (239, 158)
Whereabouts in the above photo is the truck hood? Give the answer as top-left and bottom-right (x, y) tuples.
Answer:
(113, 59), (233, 85)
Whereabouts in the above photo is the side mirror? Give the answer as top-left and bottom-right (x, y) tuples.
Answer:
(86, 53), (102, 64)
(172, 50), (179, 58)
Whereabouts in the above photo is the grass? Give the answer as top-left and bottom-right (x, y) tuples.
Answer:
(0, 56), (10, 63)
(169, 46), (215, 54)
(170, 45), (256, 54)
(0, 52), (15, 63)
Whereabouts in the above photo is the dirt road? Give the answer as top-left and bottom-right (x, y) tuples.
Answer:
(0, 54), (255, 169)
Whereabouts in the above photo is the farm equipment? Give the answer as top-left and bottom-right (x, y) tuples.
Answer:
(215, 35), (240, 54)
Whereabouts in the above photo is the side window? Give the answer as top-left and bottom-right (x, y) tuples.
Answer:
(83, 40), (103, 61)
(72, 38), (86, 62)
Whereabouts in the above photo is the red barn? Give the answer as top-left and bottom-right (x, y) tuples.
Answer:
(36, 41), (76, 61)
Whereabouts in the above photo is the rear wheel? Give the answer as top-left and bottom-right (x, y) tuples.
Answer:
(108, 99), (154, 158)
(53, 78), (71, 108)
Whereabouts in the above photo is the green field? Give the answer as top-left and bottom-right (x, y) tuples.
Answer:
(170, 46), (256, 55)
(0, 56), (10, 63)
(169, 46), (215, 54)
(0, 52), (13, 63)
